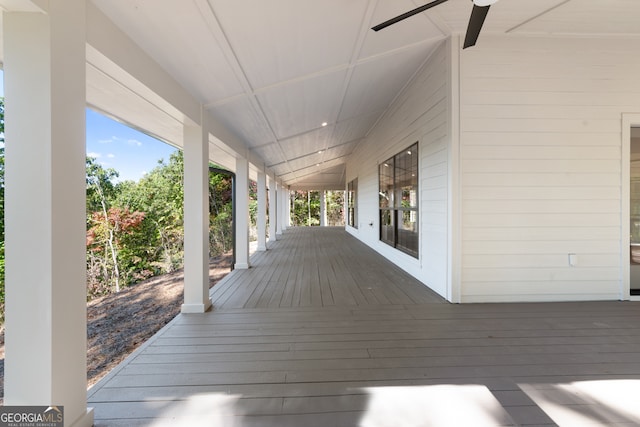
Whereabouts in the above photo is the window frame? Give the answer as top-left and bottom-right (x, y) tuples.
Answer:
(347, 178), (358, 228)
(378, 143), (419, 258)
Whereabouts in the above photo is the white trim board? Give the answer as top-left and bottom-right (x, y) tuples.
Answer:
(621, 113), (640, 300)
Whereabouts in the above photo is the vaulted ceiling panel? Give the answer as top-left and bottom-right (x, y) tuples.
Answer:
(323, 141), (358, 162)
(256, 70), (347, 140)
(277, 127), (333, 161)
(210, 0), (369, 89)
(287, 153), (325, 175)
(321, 157), (351, 171)
(252, 143), (285, 168)
(207, 96), (274, 148)
(339, 42), (439, 122)
(271, 163), (292, 177)
(92, 0), (245, 104)
(283, 167), (345, 187)
(289, 164), (347, 190)
(333, 113), (381, 143)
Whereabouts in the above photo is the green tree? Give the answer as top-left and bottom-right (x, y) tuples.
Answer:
(289, 190), (345, 227)
(249, 180), (258, 240)
(116, 151), (185, 274)
(79, 148), (236, 299)
(326, 190), (345, 226)
(86, 156), (119, 213)
(86, 157), (150, 294)
(209, 171), (234, 256)
(291, 190), (321, 226)
(87, 207), (145, 294)
(86, 157), (121, 293)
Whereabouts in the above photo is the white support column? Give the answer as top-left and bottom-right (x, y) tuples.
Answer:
(320, 191), (327, 227)
(182, 118), (212, 314)
(4, 5), (94, 426)
(256, 171), (267, 251)
(268, 175), (278, 245)
(235, 156), (250, 269)
(284, 187), (291, 229)
(276, 182), (284, 236)
(281, 187), (287, 231)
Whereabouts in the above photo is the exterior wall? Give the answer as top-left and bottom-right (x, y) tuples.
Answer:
(348, 35), (640, 303)
(458, 36), (640, 302)
(346, 39), (451, 299)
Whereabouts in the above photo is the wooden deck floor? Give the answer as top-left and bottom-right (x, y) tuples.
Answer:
(88, 227), (640, 426)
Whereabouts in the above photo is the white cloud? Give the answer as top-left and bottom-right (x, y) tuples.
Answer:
(107, 153), (116, 158)
(101, 136), (124, 144)
(128, 138), (143, 147)
(87, 152), (102, 158)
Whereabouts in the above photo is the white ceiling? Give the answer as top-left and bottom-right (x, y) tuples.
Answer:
(4, 0), (640, 188)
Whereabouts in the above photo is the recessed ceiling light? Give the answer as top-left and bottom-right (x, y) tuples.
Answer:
(407, 150), (412, 155)
(321, 122), (328, 127)
(318, 150), (324, 154)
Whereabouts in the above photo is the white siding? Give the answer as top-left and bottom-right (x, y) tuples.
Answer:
(459, 36), (640, 302)
(346, 40), (451, 299)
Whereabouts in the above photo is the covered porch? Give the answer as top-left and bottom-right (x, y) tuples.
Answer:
(88, 227), (640, 426)
(4, 2), (640, 424)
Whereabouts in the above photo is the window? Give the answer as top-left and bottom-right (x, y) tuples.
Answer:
(378, 143), (418, 258)
(348, 178), (358, 228)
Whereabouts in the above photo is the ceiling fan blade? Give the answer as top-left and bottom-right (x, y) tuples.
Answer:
(463, 4), (491, 48)
(372, 0), (449, 32)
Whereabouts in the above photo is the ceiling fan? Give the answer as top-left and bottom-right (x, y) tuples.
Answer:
(372, 0), (499, 49)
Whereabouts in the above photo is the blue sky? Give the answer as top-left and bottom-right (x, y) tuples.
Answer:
(85, 110), (177, 182)
(0, 69), (177, 182)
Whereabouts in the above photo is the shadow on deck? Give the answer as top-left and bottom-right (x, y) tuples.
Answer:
(88, 227), (640, 426)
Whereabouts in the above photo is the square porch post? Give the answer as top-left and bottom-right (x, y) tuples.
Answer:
(284, 186), (291, 229)
(256, 170), (267, 251)
(320, 190), (327, 227)
(276, 182), (284, 235)
(182, 119), (212, 313)
(235, 156), (250, 269)
(268, 174), (277, 245)
(4, 4), (94, 426)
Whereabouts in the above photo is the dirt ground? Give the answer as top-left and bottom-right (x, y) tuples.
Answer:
(0, 251), (233, 401)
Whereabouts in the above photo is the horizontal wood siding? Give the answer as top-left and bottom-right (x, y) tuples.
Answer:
(459, 36), (640, 302)
(346, 40), (451, 298)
